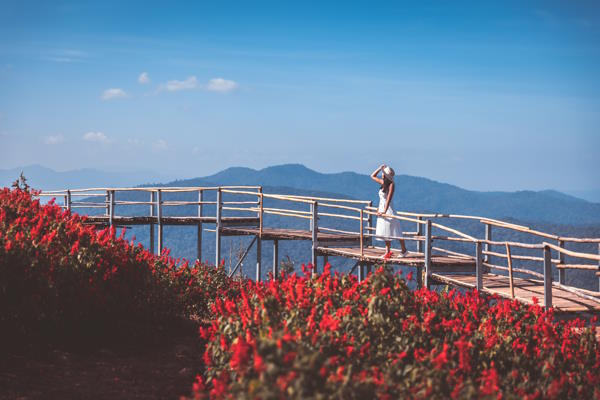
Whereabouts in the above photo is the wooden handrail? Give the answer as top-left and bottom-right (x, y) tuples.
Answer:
(543, 242), (600, 262)
(484, 220), (559, 240)
(431, 222), (476, 242)
(483, 249), (559, 263)
(273, 193), (371, 205)
(483, 262), (545, 280)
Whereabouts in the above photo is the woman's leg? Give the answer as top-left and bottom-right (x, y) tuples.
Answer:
(385, 240), (391, 254)
(400, 239), (407, 253)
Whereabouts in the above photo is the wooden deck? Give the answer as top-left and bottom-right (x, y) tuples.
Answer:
(431, 273), (600, 313)
(318, 246), (476, 269)
(85, 215), (259, 227)
(220, 227), (360, 243)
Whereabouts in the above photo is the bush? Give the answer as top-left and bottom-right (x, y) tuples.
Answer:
(196, 265), (600, 399)
(0, 187), (235, 346)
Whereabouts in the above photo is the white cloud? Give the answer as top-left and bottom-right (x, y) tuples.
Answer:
(44, 49), (88, 63)
(44, 134), (65, 145)
(162, 76), (198, 92)
(83, 131), (111, 144)
(138, 72), (150, 84)
(153, 139), (168, 151)
(101, 88), (128, 100)
(127, 138), (144, 146)
(206, 78), (238, 93)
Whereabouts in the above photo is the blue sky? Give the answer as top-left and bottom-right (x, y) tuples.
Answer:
(0, 0), (599, 192)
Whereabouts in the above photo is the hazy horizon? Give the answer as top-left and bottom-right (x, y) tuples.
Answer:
(3, 162), (600, 203)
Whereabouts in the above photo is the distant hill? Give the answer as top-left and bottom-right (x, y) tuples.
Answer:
(0, 164), (171, 191)
(169, 164), (600, 226)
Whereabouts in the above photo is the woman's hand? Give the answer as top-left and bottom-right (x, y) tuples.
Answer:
(371, 165), (385, 184)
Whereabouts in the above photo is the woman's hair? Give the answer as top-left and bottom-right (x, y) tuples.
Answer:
(381, 176), (392, 194)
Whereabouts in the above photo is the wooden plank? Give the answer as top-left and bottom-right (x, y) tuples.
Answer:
(544, 242), (600, 262)
(555, 264), (600, 271)
(431, 273), (600, 312)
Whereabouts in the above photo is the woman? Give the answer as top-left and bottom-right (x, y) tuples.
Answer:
(370, 164), (407, 259)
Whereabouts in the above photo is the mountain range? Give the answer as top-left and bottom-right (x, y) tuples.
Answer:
(169, 164), (600, 226)
(3, 163), (600, 225)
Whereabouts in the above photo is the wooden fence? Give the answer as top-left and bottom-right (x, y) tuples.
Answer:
(37, 186), (600, 311)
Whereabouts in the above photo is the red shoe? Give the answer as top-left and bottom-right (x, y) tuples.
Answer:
(382, 251), (393, 260)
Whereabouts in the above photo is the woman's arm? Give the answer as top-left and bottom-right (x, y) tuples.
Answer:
(383, 182), (394, 213)
(370, 165), (384, 185)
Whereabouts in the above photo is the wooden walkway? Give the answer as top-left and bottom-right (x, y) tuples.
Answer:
(85, 215), (259, 226)
(432, 273), (600, 313)
(38, 185), (600, 316)
(221, 227), (360, 243)
(318, 246), (475, 269)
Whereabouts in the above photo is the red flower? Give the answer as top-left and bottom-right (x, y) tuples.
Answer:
(229, 336), (252, 372)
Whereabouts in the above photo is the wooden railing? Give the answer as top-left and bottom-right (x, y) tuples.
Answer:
(37, 186), (600, 309)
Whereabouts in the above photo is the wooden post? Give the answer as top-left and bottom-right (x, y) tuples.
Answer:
(558, 240), (565, 285)
(256, 189), (263, 281)
(258, 188), (263, 237)
(543, 245), (553, 309)
(484, 224), (492, 263)
(105, 190), (110, 216)
(272, 239), (278, 278)
(359, 209), (364, 256)
(311, 201), (318, 275)
(358, 262), (364, 282)
(417, 216), (423, 254)
(256, 234), (262, 281)
(475, 241), (483, 291)
(416, 216), (424, 289)
(109, 190), (115, 227)
(66, 190), (71, 211)
(597, 243), (599, 292)
(367, 201), (373, 246)
(197, 190), (203, 262)
(157, 189), (163, 255)
(215, 188), (222, 267)
(149, 191), (155, 254)
(424, 220), (432, 289)
(506, 243), (515, 299)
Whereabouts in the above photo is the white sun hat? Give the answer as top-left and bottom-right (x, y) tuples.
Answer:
(383, 165), (395, 180)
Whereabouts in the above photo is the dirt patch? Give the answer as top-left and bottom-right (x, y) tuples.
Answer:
(0, 333), (202, 400)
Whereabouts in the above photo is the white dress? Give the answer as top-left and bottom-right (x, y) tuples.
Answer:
(375, 188), (402, 241)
